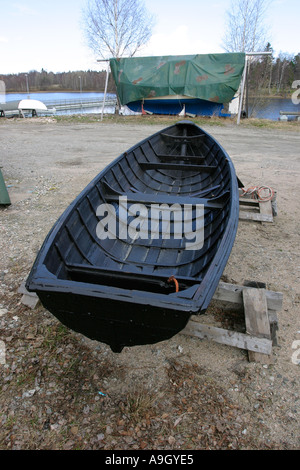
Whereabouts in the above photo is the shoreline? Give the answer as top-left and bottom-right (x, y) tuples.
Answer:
(1, 113), (299, 131)
(5, 89), (114, 95)
(5, 90), (294, 99)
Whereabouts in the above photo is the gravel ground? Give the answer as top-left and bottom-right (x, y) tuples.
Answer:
(0, 116), (299, 450)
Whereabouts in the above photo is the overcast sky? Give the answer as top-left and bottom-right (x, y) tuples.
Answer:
(0, 0), (299, 74)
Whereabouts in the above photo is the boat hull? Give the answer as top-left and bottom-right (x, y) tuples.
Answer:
(37, 289), (191, 353)
(127, 97), (228, 116)
(26, 121), (239, 352)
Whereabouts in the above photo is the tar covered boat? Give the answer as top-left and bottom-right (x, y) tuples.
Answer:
(26, 121), (239, 352)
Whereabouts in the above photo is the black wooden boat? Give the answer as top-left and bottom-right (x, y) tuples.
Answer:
(26, 121), (239, 352)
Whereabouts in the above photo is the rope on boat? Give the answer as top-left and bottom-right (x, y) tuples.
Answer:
(168, 275), (179, 293)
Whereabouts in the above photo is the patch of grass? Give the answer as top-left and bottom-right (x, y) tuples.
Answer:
(51, 113), (300, 131)
(53, 114), (102, 124)
(120, 388), (157, 424)
(240, 117), (300, 131)
(41, 323), (71, 352)
(51, 112), (228, 127)
(3, 110), (299, 132)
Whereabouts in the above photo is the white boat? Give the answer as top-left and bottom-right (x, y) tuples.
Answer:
(0, 99), (55, 117)
(18, 99), (47, 112)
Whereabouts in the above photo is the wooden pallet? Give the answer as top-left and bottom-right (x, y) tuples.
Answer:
(19, 280), (282, 363)
(182, 281), (282, 363)
(239, 190), (274, 223)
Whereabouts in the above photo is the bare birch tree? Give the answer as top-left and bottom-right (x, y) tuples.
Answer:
(276, 52), (294, 92)
(82, 0), (155, 59)
(222, 0), (272, 117)
(222, 0), (271, 53)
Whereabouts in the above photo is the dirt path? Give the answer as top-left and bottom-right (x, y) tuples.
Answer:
(0, 118), (299, 450)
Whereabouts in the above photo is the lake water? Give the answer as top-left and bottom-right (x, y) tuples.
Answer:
(249, 97), (300, 121)
(5, 91), (109, 102)
(3, 91), (300, 121)
(3, 91), (117, 116)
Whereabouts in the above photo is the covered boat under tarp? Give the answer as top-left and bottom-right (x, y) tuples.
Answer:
(110, 53), (245, 116)
(26, 121), (239, 352)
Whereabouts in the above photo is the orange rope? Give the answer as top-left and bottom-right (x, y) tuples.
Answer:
(168, 275), (179, 293)
(256, 186), (275, 202)
(241, 185), (275, 202)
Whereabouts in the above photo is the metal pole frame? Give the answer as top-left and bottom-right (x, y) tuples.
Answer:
(237, 59), (248, 125)
(100, 62), (110, 121)
(96, 54), (272, 124)
(237, 51), (272, 125)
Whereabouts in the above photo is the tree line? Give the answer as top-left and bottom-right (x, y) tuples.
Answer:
(1, 51), (298, 96)
(0, 69), (117, 94)
(248, 48), (300, 96)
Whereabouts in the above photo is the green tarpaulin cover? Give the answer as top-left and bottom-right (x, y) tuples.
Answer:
(0, 168), (11, 205)
(110, 53), (245, 106)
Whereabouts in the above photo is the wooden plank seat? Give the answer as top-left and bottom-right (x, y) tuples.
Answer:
(101, 182), (229, 209)
(160, 133), (206, 144)
(140, 162), (217, 172)
(157, 154), (206, 162)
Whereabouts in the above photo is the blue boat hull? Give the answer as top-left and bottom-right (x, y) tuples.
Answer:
(127, 98), (229, 117)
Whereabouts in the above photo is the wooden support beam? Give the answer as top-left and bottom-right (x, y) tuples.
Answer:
(239, 199), (273, 223)
(182, 321), (272, 355)
(182, 282), (281, 362)
(213, 281), (283, 312)
(259, 200), (274, 221)
(238, 187), (274, 223)
(18, 282), (40, 309)
(243, 288), (272, 363)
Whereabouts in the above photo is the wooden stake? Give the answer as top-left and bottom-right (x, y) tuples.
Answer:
(243, 288), (272, 363)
